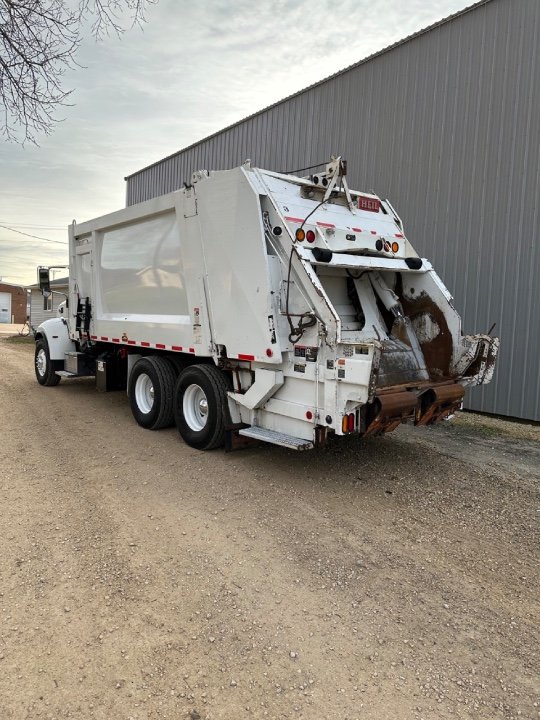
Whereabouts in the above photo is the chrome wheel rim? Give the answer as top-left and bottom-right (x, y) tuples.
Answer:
(135, 373), (154, 414)
(183, 383), (208, 432)
(36, 348), (47, 376)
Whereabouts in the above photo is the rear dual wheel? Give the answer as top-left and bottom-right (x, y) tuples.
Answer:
(128, 358), (231, 451)
(174, 365), (231, 450)
(128, 356), (177, 430)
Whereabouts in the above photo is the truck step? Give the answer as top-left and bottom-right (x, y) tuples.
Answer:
(238, 426), (314, 451)
(55, 370), (79, 378)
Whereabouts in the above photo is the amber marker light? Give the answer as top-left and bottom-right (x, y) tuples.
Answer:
(391, 241), (400, 253)
(295, 228), (305, 242)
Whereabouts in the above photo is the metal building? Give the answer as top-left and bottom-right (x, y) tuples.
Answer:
(125, 0), (539, 421)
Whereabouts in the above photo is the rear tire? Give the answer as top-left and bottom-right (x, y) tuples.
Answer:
(174, 364), (231, 450)
(128, 356), (177, 430)
(35, 339), (61, 387)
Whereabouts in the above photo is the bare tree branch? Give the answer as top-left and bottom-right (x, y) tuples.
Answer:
(0, 0), (156, 143)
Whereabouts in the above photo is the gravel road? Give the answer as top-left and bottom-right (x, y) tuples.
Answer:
(1, 337), (538, 720)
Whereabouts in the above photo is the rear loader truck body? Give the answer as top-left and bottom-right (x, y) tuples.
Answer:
(34, 157), (498, 451)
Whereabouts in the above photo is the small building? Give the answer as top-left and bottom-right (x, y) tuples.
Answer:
(28, 277), (69, 331)
(0, 282), (28, 324)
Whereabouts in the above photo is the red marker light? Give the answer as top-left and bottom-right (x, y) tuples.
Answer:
(347, 413), (355, 432)
(306, 230), (316, 243)
(306, 410), (313, 420)
(266, 348), (273, 357)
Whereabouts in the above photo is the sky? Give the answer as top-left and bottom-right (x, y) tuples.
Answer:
(0, 0), (475, 286)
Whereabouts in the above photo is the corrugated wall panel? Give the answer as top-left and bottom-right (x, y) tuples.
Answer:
(125, 0), (540, 420)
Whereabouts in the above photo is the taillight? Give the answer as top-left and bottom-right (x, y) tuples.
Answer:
(306, 229), (316, 243)
(342, 414), (356, 433)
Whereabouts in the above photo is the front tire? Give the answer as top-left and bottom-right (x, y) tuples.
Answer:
(35, 339), (61, 387)
(128, 356), (177, 430)
(174, 365), (231, 450)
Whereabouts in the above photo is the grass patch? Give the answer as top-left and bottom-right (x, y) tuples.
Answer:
(2, 335), (34, 345)
(467, 423), (502, 438)
(453, 417), (506, 438)
(457, 411), (540, 442)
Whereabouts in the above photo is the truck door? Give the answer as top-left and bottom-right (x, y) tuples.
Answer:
(70, 241), (94, 338)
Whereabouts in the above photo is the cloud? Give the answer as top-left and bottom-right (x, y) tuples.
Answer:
(0, 0), (470, 284)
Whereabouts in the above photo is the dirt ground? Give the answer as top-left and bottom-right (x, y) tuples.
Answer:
(1, 337), (538, 720)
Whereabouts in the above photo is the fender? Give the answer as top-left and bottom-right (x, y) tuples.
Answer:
(34, 317), (76, 361)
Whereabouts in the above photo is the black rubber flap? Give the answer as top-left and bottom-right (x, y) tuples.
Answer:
(312, 247), (333, 263)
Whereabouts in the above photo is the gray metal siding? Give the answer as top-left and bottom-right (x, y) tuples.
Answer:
(30, 288), (67, 331)
(126, 0), (540, 420)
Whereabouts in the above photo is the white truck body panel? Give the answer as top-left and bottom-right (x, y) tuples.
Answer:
(67, 168), (287, 363)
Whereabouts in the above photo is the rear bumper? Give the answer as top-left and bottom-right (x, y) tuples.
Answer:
(362, 380), (465, 436)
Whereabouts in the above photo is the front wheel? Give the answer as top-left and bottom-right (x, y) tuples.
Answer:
(35, 339), (61, 387)
(174, 365), (231, 450)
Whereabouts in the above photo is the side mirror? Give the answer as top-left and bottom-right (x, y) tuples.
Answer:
(38, 267), (51, 295)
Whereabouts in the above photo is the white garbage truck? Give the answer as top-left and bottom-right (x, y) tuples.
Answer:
(34, 157), (498, 451)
